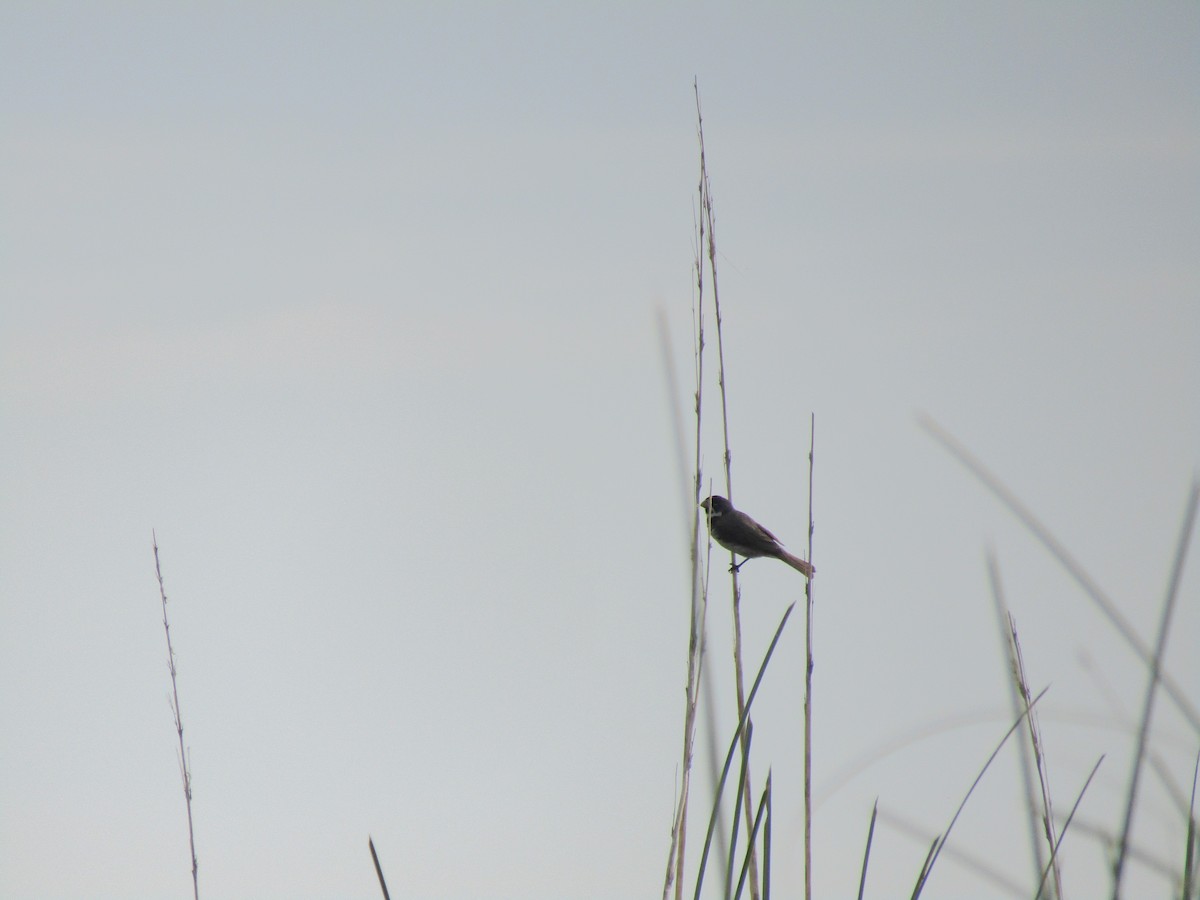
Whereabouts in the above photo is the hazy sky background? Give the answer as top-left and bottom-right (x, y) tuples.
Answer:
(2, 4), (1198, 898)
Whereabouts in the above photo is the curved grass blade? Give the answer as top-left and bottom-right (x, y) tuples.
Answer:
(735, 775), (771, 900)
(857, 799), (878, 900)
(726, 723), (754, 900)
(1182, 748), (1199, 900)
(693, 602), (796, 900)
(910, 687), (1048, 898)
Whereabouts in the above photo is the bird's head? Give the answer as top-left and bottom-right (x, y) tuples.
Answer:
(700, 495), (731, 515)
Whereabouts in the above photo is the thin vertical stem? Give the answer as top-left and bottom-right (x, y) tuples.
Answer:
(154, 533), (199, 900)
(804, 414), (815, 900)
(694, 80), (759, 899)
(663, 243), (712, 900)
(984, 556), (1051, 897)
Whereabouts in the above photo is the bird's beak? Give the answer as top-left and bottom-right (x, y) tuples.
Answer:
(699, 498), (710, 511)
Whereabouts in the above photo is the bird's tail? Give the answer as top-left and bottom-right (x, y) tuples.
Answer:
(778, 550), (815, 578)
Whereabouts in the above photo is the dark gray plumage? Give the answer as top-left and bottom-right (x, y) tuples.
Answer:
(700, 495), (814, 577)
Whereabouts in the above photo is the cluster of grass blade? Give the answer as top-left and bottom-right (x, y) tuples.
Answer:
(153, 534), (200, 900)
(691, 606), (795, 899)
(658, 351), (1198, 899)
(659, 96), (1198, 900)
(663, 83), (816, 900)
(897, 416), (1200, 898)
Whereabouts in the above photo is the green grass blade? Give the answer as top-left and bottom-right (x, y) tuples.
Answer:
(734, 775), (771, 900)
(857, 799), (878, 900)
(726, 723), (754, 900)
(693, 603), (796, 900)
(368, 836), (391, 900)
(1183, 748), (1199, 900)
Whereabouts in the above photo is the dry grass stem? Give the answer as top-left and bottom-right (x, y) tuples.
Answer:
(662, 87), (718, 900)
(662, 286), (711, 900)
(986, 554), (1053, 894)
(1010, 619), (1061, 899)
(153, 533), (199, 900)
(692, 79), (761, 899)
(803, 415), (815, 900)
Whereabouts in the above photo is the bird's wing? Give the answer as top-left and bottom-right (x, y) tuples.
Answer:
(736, 510), (782, 547)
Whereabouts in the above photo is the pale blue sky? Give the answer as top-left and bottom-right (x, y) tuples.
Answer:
(2, 4), (1198, 898)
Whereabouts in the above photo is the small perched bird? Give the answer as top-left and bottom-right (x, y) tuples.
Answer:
(700, 495), (814, 577)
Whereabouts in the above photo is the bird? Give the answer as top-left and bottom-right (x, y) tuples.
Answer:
(700, 495), (814, 577)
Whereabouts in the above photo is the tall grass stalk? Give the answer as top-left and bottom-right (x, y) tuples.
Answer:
(686, 80), (769, 899)
(1010, 617), (1061, 897)
(803, 415), (816, 900)
(661, 234), (714, 900)
(153, 533), (199, 900)
(987, 556), (1060, 898)
(691, 80), (763, 900)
